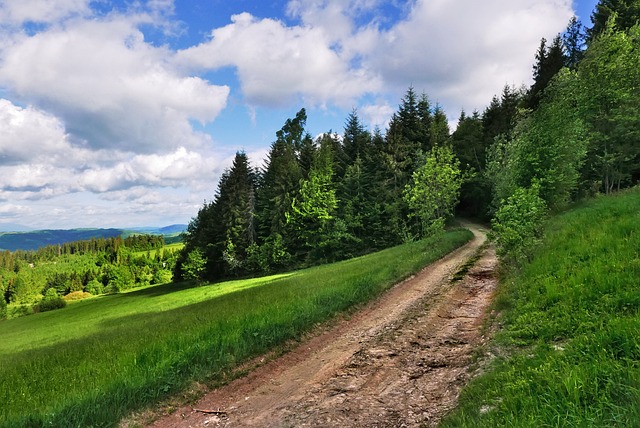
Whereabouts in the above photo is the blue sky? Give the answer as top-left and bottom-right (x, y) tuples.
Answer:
(0, 0), (599, 230)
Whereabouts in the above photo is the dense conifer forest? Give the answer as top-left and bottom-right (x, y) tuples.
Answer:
(176, 5), (640, 282)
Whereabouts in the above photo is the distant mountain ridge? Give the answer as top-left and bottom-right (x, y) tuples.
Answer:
(0, 225), (187, 252)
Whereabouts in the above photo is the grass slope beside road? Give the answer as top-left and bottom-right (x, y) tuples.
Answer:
(442, 188), (640, 427)
(0, 228), (472, 428)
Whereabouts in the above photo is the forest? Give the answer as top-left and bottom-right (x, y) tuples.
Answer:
(0, 234), (178, 318)
(176, 5), (640, 282)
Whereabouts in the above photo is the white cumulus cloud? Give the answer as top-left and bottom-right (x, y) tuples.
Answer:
(0, 15), (229, 153)
(176, 12), (382, 107)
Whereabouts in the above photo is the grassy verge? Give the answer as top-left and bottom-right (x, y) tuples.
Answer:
(0, 229), (472, 427)
(441, 188), (640, 427)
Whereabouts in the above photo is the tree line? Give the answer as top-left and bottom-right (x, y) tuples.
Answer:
(178, 0), (640, 282)
(176, 95), (461, 281)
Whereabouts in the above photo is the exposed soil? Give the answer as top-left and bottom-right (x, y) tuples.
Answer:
(142, 224), (497, 428)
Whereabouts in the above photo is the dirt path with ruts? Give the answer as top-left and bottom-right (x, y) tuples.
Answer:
(143, 224), (497, 427)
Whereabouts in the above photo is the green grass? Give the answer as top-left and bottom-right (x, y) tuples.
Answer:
(132, 242), (184, 257)
(441, 187), (640, 427)
(0, 229), (472, 428)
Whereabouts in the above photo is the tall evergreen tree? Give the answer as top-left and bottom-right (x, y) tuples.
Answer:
(180, 151), (257, 279)
(417, 93), (433, 152)
(343, 109), (371, 165)
(429, 105), (450, 148)
(563, 16), (586, 69)
(578, 20), (640, 193)
(452, 110), (484, 172)
(255, 110), (307, 248)
(527, 36), (565, 109)
(256, 141), (302, 243)
(215, 152), (257, 275)
(482, 85), (523, 147)
(588, 0), (640, 40)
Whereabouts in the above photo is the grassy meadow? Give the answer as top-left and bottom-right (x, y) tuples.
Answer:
(0, 228), (472, 427)
(441, 188), (640, 427)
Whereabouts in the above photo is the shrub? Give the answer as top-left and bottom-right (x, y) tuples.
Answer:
(152, 269), (173, 285)
(37, 288), (67, 312)
(63, 291), (92, 301)
(491, 183), (547, 267)
(181, 249), (206, 281)
(85, 278), (104, 295)
(0, 297), (6, 320)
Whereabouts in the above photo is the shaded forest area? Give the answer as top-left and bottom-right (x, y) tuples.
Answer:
(177, 2), (640, 282)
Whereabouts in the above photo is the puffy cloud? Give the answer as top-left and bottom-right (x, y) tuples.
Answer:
(0, 146), (218, 196)
(78, 147), (216, 192)
(0, 16), (229, 153)
(0, 202), (30, 217)
(176, 12), (382, 107)
(360, 101), (395, 130)
(176, 0), (573, 119)
(0, 0), (90, 26)
(363, 0), (574, 113)
(0, 99), (69, 164)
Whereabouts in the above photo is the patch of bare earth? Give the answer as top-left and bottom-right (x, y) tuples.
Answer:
(140, 225), (497, 428)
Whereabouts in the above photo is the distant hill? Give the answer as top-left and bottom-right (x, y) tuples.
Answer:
(0, 224), (187, 252)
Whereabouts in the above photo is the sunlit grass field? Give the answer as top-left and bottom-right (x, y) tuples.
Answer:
(0, 228), (472, 427)
(442, 187), (640, 427)
(133, 242), (184, 258)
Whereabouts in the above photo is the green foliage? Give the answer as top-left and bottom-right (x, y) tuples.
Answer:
(287, 140), (339, 261)
(245, 233), (292, 274)
(0, 295), (6, 320)
(36, 288), (67, 312)
(181, 249), (206, 282)
(526, 36), (565, 109)
(85, 278), (104, 295)
(256, 110), (305, 241)
(577, 20), (640, 194)
(0, 229), (472, 427)
(588, 0), (640, 40)
(492, 69), (588, 210)
(490, 184), (547, 266)
(404, 145), (464, 237)
(442, 188), (640, 427)
(152, 269), (173, 285)
(0, 235), (178, 312)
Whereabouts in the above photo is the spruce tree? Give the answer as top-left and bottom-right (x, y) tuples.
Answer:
(429, 105), (450, 148)
(563, 16), (586, 69)
(255, 111), (307, 249)
(527, 36), (565, 109)
(343, 109), (371, 166)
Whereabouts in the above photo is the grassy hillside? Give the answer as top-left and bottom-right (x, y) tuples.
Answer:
(442, 188), (640, 427)
(0, 228), (472, 427)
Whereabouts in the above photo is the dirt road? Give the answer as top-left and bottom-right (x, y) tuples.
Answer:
(145, 224), (497, 427)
